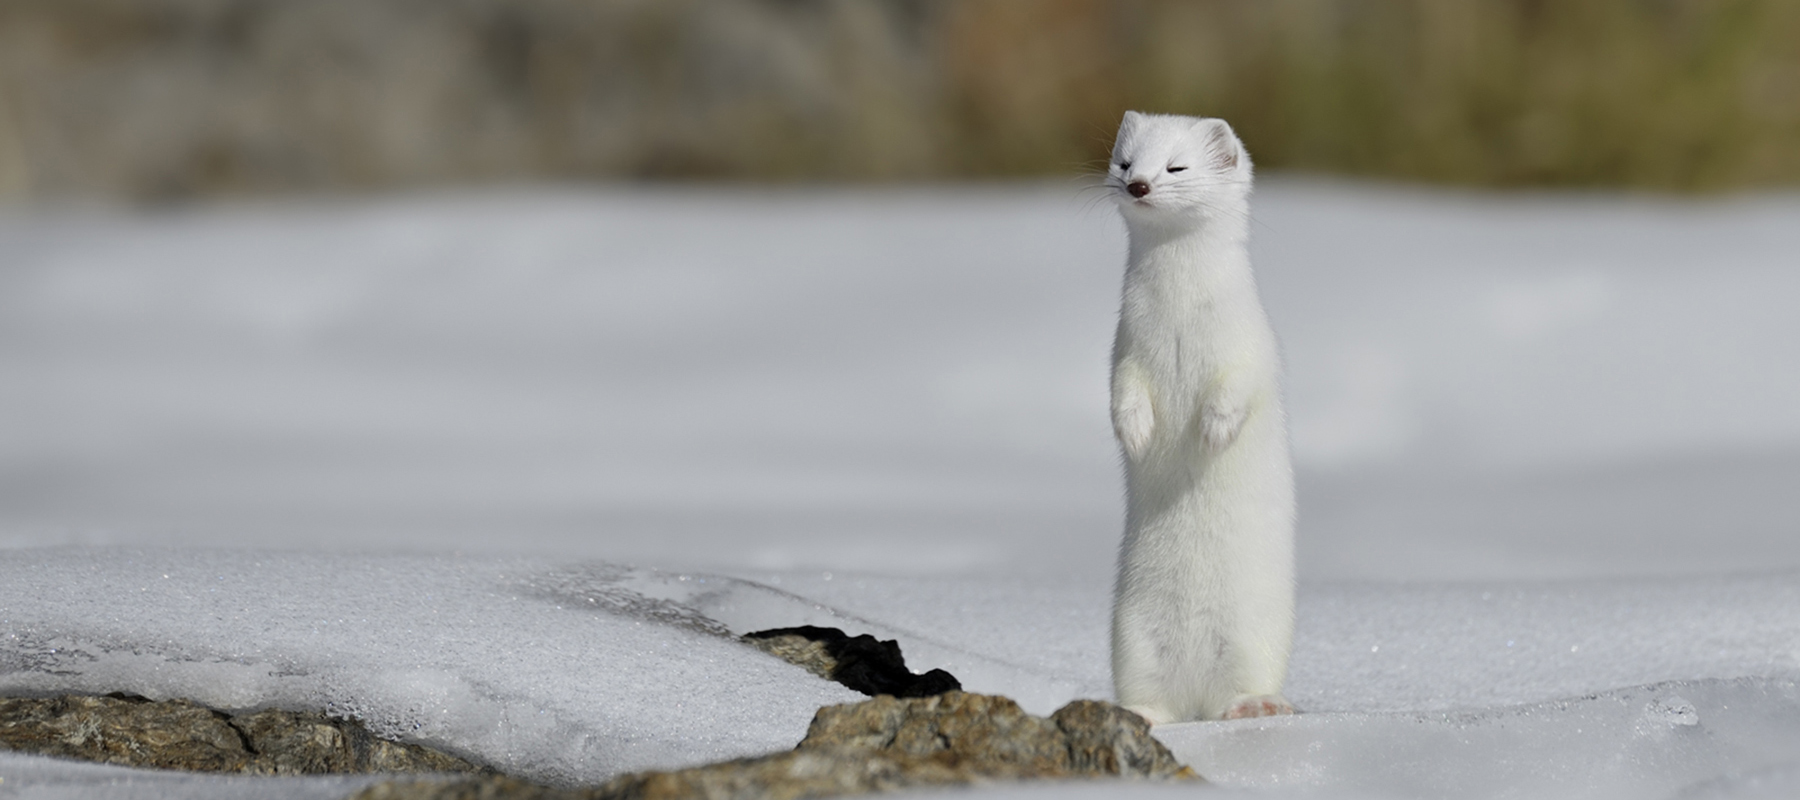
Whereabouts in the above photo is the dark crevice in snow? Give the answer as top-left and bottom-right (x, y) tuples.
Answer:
(744, 625), (962, 698)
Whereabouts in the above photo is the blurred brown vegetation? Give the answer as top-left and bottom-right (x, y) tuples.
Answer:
(1, 0), (1796, 201)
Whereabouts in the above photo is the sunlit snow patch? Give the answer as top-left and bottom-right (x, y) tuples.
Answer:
(1156, 677), (1800, 800)
(517, 562), (1103, 714)
(0, 548), (864, 786)
(0, 750), (381, 800)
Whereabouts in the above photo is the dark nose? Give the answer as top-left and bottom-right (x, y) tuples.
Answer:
(1127, 180), (1150, 198)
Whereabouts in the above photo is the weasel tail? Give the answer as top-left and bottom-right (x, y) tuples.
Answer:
(1106, 111), (1296, 723)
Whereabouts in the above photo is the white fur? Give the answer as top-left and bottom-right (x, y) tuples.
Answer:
(1106, 111), (1296, 724)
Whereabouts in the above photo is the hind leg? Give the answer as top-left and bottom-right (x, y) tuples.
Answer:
(1222, 693), (1295, 719)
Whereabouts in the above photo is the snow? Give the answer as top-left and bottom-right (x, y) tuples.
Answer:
(1, 182), (1798, 798)
(0, 751), (379, 800)
(0, 549), (863, 786)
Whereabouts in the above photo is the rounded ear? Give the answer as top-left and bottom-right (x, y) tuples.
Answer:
(1114, 111), (1144, 147)
(1120, 110), (1146, 135)
(1193, 118), (1242, 172)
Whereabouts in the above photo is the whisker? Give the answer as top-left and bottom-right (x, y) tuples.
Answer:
(1078, 191), (1119, 216)
(1070, 157), (1114, 179)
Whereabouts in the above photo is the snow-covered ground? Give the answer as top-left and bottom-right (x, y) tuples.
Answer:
(1, 181), (1797, 799)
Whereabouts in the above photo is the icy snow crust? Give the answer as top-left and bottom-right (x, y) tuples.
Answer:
(4, 551), (1800, 798)
(0, 549), (863, 785)
(3, 184), (1799, 798)
(0, 750), (380, 800)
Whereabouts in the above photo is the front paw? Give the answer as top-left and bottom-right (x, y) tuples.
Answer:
(1201, 405), (1244, 452)
(1115, 401), (1154, 459)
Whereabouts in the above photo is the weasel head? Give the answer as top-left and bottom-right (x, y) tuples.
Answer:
(1108, 111), (1253, 231)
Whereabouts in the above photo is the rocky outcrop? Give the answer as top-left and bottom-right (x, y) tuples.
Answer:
(351, 691), (1197, 800)
(742, 626), (962, 699)
(0, 694), (484, 776)
(0, 662), (1191, 800)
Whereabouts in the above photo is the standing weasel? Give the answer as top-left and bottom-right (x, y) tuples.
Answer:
(1106, 111), (1295, 724)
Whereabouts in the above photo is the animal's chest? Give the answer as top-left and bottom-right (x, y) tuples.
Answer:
(1123, 289), (1240, 387)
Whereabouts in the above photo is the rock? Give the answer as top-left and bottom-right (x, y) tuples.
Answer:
(349, 691), (1197, 800)
(0, 694), (484, 776)
(791, 691), (1195, 782)
(742, 632), (837, 682)
(232, 707), (485, 776)
(743, 626), (962, 698)
(0, 694), (251, 772)
(1052, 699), (1196, 778)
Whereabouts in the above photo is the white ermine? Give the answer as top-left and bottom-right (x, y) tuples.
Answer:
(1106, 111), (1295, 724)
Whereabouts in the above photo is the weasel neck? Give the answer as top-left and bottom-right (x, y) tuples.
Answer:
(1123, 212), (1251, 286)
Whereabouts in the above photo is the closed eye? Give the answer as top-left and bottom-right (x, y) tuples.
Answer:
(1167, 166), (1188, 173)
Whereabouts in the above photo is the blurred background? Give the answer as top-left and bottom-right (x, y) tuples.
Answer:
(1, 0), (1798, 583)
(4, 0), (1800, 200)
